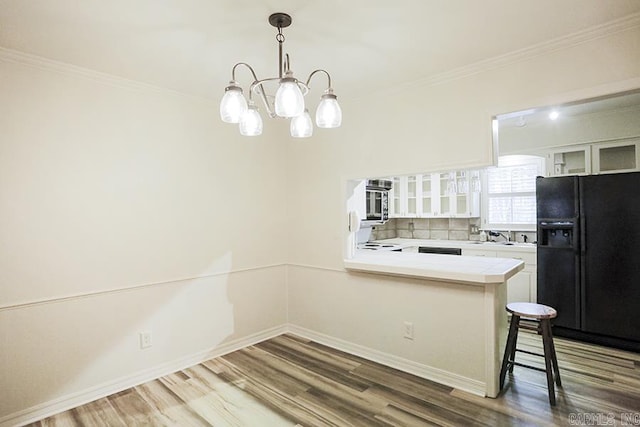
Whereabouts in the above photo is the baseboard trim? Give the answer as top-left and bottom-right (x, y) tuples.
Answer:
(286, 324), (487, 398)
(4, 323), (487, 426)
(2, 325), (287, 427)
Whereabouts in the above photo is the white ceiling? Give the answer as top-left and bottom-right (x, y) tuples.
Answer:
(1, 0), (640, 101)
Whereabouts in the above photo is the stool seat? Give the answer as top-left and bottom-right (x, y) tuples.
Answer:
(506, 302), (557, 319)
(500, 302), (562, 405)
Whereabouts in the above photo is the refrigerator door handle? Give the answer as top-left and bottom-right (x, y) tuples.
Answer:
(571, 221), (580, 254)
(580, 215), (586, 254)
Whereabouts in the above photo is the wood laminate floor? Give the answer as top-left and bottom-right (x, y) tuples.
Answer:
(27, 330), (640, 426)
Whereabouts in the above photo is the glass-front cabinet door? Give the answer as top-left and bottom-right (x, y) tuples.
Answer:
(455, 171), (469, 217)
(453, 170), (481, 217)
(389, 175), (420, 218)
(391, 170), (480, 218)
(546, 147), (590, 176)
(432, 171), (481, 218)
(420, 174), (435, 217)
(592, 139), (640, 174)
(406, 175), (418, 217)
(389, 176), (402, 217)
(438, 173), (453, 217)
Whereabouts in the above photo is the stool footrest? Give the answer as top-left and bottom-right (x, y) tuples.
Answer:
(518, 323), (540, 332)
(509, 360), (547, 373)
(515, 348), (545, 358)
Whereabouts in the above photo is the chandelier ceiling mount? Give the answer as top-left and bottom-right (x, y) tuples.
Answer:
(268, 12), (292, 29)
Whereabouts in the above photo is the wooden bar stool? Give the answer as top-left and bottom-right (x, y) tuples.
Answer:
(499, 302), (562, 405)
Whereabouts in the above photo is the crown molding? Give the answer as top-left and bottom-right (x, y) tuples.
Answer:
(371, 12), (640, 99)
(2, 12), (639, 103)
(0, 47), (212, 103)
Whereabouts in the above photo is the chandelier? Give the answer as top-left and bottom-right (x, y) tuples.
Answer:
(219, 13), (342, 137)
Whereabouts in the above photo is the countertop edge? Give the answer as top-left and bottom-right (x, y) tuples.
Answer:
(344, 253), (524, 285)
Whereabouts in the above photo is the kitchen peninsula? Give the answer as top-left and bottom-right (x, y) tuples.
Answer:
(344, 240), (524, 398)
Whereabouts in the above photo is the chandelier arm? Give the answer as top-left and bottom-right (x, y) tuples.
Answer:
(284, 53), (290, 74)
(231, 62), (259, 82)
(250, 77), (280, 118)
(305, 69), (332, 90)
(230, 62), (271, 110)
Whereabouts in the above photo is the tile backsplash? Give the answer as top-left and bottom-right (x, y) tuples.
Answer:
(371, 218), (537, 243)
(371, 218), (481, 241)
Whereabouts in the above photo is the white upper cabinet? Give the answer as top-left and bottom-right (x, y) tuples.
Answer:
(390, 176), (401, 217)
(390, 170), (480, 218)
(592, 139), (639, 174)
(545, 139), (640, 177)
(420, 174), (434, 217)
(545, 147), (591, 176)
(451, 170), (481, 218)
(389, 175), (420, 218)
(433, 171), (480, 218)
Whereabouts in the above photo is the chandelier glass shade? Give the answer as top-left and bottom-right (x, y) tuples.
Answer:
(219, 84), (247, 124)
(239, 103), (263, 136)
(316, 92), (342, 128)
(219, 13), (341, 137)
(290, 109), (313, 138)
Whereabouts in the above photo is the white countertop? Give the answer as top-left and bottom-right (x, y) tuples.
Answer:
(344, 250), (524, 285)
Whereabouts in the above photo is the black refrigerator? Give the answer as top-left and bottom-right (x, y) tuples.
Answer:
(536, 172), (640, 352)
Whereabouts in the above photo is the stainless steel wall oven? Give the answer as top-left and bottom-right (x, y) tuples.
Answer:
(363, 179), (392, 226)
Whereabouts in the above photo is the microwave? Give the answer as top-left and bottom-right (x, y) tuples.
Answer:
(363, 179), (392, 225)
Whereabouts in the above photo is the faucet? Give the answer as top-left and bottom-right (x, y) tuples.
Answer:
(488, 230), (510, 242)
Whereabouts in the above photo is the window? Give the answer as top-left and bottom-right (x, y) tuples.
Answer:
(483, 155), (545, 231)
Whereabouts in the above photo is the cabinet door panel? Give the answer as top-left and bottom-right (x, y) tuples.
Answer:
(507, 271), (532, 304)
(592, 139), (640, 174)
(420, 174), (437, 217)
(546, 148), (590, 176)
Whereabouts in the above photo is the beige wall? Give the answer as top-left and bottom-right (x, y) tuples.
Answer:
(0, 57), (288, 423)
(285, 23), (640, 380)
(287, 266), (491, 391)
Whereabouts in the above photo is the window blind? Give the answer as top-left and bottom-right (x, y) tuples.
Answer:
(485, 157), (543, 228)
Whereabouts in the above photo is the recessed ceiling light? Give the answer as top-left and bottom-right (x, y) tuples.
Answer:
(549, 110), (560, 120)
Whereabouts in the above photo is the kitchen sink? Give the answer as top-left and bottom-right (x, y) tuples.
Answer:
(469, 241), (533, 246)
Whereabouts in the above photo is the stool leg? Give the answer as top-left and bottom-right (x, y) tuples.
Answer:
(540, 319), (556, 406)
(508, 316), (520, 373)
(500, 314), (520, 390)
(547, 323), (562, 387)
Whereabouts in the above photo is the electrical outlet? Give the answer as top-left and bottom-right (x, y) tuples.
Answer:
(139, 331), (153, 349)
(403, 321), (414, 340)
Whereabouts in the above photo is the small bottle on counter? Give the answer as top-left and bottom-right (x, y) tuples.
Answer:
(479, 230), (487, 242)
